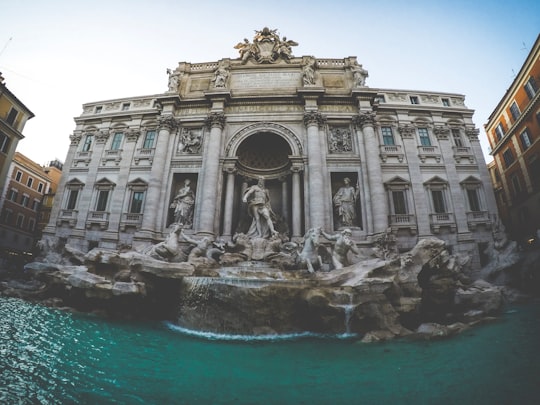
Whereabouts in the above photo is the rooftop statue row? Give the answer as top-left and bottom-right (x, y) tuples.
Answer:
(166, 27), (368, 92)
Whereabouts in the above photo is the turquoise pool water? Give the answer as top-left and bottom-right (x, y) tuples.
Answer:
(1, 296), (539, 404)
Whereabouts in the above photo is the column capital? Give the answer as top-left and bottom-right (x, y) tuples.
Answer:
(303, 111), (325, 128)
(465, 127), (480, 141)
(95, 130), (110, 144)
(205, 112), (226, 129)
(433, 125), (450, 140)
(157, 114), (179, 131)
(125, 128), (141, 142)
(69, 132), (82, 145)
(397, 124), (416, 139)
(353, 111), (376, 129)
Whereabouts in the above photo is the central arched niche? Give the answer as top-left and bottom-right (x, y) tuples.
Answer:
(229, 132), (294, 236)
(236, 132), (292, 177)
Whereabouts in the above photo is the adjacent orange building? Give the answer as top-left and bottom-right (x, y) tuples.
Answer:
(485, 34), (540, 244)
(0, 153), (62, 264)
(0, 73), (34, 196)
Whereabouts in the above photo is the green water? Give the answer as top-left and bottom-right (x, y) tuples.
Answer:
(1, 297), (539, 404)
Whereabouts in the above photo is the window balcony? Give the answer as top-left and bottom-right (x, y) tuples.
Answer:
(452, 146), (475, 163)
(466, 211), (491, 230)
(134, 148), (155, 164)
(101, 149), (123, 166)
(380, 145), (404, 163)
(56, 209), (78, 227)
(388, 214), (417, 234)
(429, 212), (456, 233)
(85, 211), (110, 230)
(72, 151), (92, 166)
(120, 212), (143, 231)
(417, 145), (441, 163)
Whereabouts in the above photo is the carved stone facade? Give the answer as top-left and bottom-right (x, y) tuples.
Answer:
(42, 28), (497, 267)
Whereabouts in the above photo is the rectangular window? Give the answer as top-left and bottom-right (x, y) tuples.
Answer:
(525, 76), (538, 100)
(16, 214), (24, 228)
(82, 134), (93, 152)
(441, 98), (450, 106)
(451, 129), (463, 147)
(66, 190), (79, 210)
(431, 190), (446, 213)
(8, 189), (18, 202)
(381, 126), (395, 145)
(511, 175), (522, 196)
(95, 190), (110, 212)
(6, 108), (18, 125)
(15, 171), (22, 182)
(32, 200), (40, 211)
(143, 130), (156, 149)
(495, 123), (505, 141)
(111, 132), (123, 150)
(26, 177), (33, 188)
(418, 128), (431, 146)
(410, 96), (419, 104)
(28, 218), (35, 232)
(503, 149), (515, 167)
(375, 95), (386, 103)
(130, 191), (145, 214)
(0, 131), (10, 153)
(1, 209), (12, 224)
(95, 106), (102, 113)
(21, 195), (29, 207)
(37, 182), (44, 193)
(467, 189), (481, 212)
(510, 101), (520, 121)
(520, 129), (532, 150)
(122, 103), (130, 111)
(392, 191), (407, 215)
(530, 157), (540, 189)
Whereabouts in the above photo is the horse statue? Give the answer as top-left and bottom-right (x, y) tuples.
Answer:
(297, 227), (324, 273)
(144, 223), (186, 262)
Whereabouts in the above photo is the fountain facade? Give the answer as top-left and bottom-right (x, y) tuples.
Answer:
(14, 28), (514, 340)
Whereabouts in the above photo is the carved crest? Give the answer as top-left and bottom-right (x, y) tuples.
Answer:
(234, 27), (298, 64)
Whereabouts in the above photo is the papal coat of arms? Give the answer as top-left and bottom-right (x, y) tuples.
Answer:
(234, 27), (298, 64)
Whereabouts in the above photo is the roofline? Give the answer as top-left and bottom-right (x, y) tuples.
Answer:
(485, 33), (540, 125)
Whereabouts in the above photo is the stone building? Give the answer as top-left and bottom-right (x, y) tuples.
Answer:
(42, 28), (497, 267)
(0, 153), (58, 263)
(0, 73), (34, 196)
(485, 34), (540, 244)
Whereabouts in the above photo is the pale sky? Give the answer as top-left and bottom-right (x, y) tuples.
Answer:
(1, 0), (539, 166)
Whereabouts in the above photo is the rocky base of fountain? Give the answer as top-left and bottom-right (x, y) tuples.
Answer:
(1, 237), (537, 342)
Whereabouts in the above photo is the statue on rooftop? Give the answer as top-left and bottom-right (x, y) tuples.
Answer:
(234, 27), (298, 64)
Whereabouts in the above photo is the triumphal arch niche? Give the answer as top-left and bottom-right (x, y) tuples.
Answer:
(223, 123), (305, 239)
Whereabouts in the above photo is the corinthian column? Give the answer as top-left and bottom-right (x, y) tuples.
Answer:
(303, 111), (326, 229)
(198, 112), (226, 236)
(222, 165), (237, 239)
(353, 112), (388, 235)
(140, 115), (177, 234)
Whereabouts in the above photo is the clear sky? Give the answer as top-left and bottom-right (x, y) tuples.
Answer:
(1, 0), (539, 166)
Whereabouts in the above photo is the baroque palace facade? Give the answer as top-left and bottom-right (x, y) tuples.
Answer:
(42, 28), (497, 267)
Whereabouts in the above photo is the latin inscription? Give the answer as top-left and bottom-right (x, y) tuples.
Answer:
(231, 72), (301, 89)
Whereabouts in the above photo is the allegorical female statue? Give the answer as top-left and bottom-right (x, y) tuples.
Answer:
(333, 177), (359, 228)
(171, 179), (195, 228)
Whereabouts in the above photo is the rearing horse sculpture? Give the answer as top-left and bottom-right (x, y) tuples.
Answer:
(298, 227), (323, 273)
